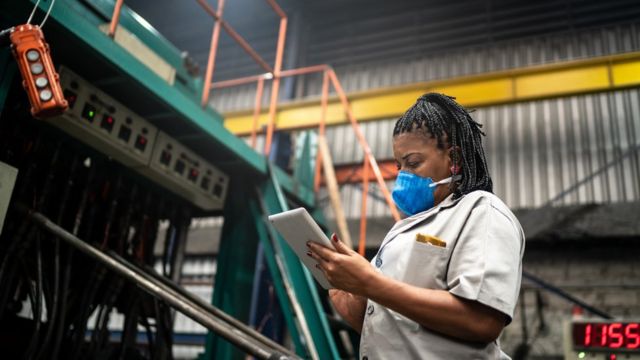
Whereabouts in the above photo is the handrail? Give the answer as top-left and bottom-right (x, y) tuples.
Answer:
(106, 0), (399, 285)
(15, 203), (299, 360)
(211, 64), (401, 255)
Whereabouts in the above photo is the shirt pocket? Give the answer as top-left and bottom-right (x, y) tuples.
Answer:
(401, 236), (448, 289)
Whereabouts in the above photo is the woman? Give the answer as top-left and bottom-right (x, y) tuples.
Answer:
(307, 93), (525, 359)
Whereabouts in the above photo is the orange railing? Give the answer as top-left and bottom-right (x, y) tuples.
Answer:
(109, 0), (401, 255)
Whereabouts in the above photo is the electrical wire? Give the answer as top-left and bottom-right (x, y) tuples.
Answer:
(26, 0), (42, 25)
(39, 0), (56, 28)
(25, 233), (43, 360)
(25, 0), (57, 28)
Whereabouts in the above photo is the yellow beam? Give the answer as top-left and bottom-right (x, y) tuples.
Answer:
(223, 52), (640, 135)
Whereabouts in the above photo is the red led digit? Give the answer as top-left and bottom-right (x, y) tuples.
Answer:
(626, 323), (640, 349)
(608, 323), (623, 348)
(585, 324), (592, 346)
(598, 324), (608, 347)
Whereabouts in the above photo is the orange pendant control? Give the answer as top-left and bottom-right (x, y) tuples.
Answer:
(10, 24), (68, 118)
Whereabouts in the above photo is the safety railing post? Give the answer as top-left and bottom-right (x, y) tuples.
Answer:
(314, 70), (330, 192)
(327, 69), (401, 221)
(264, 15), (287, 156)
(250, 77), (265, 149)
(358, 158), (369, 255)
(200, 0), (225, 107)
(108, 0), (124, 38)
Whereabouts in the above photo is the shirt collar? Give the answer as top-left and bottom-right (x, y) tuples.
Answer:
(387, 193), (464, 236)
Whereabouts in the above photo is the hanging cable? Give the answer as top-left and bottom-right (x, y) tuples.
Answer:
(25, 0), (57, 28)
(26, 0), (42, 24)
(39, 0), (56, 28)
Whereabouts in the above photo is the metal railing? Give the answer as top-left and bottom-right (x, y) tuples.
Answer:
(108, 0), (401, 253)
(15, 203), (299, 360)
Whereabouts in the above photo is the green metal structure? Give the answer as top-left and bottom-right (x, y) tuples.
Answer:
(0, 0), (344, 358)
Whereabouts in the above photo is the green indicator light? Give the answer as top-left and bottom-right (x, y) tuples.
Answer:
(578, 352), (586, 359)
(89, 111), (95, 117)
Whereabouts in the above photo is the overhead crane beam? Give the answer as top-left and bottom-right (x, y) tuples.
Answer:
(224, 51), (640, 135)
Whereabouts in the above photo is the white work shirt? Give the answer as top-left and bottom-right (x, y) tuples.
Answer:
(360, 190), (525, 360)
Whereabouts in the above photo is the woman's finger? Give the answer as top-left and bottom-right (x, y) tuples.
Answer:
(331, 233), (351, 255)
(307, 241), (335, 262)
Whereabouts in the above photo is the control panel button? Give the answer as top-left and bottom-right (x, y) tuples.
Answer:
(174, 160), (185, 175)
(188, 168), (199, 182)
(101, 115), (115, 132)
(35, 77), (48, 88)
(64, 90), (77, 109)
(201, 177), (211, 190)
(135, 135), (147, 152)
(39, 89), (52, 101)
(81, 103), (97, 122)
(160, 150), (172, 166)
(213, 183), (223, 198)
(30, 62), (43, 74)
(26, 49), (40, 61)
(118, 125), (132, 142)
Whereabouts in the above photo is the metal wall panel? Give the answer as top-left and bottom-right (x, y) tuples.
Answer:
(210, 22), (640, 113)
(304, 22), (640, 96)
(319, 88), (640, 218)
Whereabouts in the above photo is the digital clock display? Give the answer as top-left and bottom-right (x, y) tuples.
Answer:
(573, 322), (640, 351)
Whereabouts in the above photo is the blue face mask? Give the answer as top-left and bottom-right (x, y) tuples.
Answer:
(391, 171), (459, 216)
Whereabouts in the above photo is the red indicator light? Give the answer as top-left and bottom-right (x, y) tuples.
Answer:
(610, 355), (616, 360)
(188, 168), (199, 182)
(139, 137), (146, 144)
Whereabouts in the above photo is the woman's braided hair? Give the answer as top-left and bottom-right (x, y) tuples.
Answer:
(393, 93), (493, 199)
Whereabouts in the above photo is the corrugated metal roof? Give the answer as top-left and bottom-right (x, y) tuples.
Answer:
(210, 21), (640, 112)
(126, 0), (640, 82)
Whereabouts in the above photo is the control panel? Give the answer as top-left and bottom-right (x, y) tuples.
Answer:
(142, 132), (228, 211)
(49, 67), (228, 211)
(564, 319), (640, 360)
(56, 66), (157, 168)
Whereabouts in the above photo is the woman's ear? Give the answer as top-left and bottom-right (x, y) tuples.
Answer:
(448, 146), (462, 175)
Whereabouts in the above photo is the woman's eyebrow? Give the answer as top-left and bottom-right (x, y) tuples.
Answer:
(401, 152), (419, 160)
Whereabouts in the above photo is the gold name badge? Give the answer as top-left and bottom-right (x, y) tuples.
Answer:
(415, 233), (447, 248)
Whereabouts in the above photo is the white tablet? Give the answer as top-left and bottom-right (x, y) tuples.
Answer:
(268, 207), (335, 289)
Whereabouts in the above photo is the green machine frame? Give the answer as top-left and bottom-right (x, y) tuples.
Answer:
(0, 0), (341, 358)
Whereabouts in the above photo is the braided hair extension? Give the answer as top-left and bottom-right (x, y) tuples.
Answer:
(393, 93), (493, 199)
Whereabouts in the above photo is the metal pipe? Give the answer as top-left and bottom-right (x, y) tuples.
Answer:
(327, 69), (401, 221)
(264, 17), (287, 156)
(106, 253), (298, 359)
(15, 204), (296, 360)
(212, 73), (269, 89)
(196, 0), (273, 73)
(200, 0), (225, 107)
(358, 158), (369, 255)
(265, 0), (287, 18)
(280, 65), (328, 78)
(108, 0), (124, 38)
(251, 77), (265, 149)
(212, 65), (327, 91)
(314, 70), (330, 192)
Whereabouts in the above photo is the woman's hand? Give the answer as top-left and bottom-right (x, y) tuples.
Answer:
(307, 234), (378, 297)
(329, 289), (367, 333)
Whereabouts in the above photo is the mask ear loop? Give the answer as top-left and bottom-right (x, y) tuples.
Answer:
(428, 175), (462, 188)
(448, 146), (462, 191)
